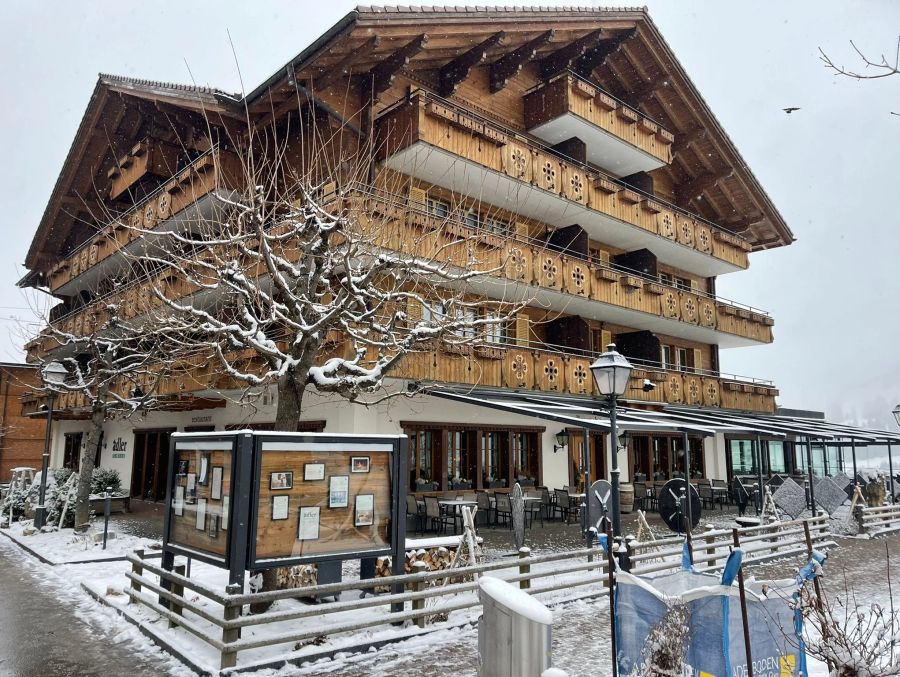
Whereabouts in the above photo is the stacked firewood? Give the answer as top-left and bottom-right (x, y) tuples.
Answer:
(276, 564), (318, 589)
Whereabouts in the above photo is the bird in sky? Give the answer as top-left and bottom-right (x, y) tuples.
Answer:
(783, 107), (801, 114)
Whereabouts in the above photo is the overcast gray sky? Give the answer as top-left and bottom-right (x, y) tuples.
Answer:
(1, 1), (897, 427)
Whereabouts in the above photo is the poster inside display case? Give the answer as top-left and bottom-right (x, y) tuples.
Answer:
(250, 437), (398, 566)
(166, 437), (234, 561)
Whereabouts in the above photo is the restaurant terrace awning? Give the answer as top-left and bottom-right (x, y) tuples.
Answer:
(427, 387), (900, 443)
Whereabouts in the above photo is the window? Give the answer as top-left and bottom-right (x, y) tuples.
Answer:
(512, 432), (539, 483)
(422, 301), (445, 324)
(661, 345), (688, 372)
(447, 430), (477, 484)
(426, 196), (450, 218)
(453, 306), (476, 338)
(661, 345), (674, 370)
(730, 439), (755, 475)
(484, 216), (510, 236)
(481, 431), (509, 487)
(659, 272), (673, 286)
(677, 347), (688, 372)
(675, 277), (692, 291)
(767, 440), (787, 474)
(63, 432), (84, 470)
(409, 430), (438, 488)
(484, 311), (509, 344)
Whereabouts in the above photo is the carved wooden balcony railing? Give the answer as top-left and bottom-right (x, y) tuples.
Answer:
(523, 73), (674, 174)
(375, 92), (751, 276)
(44, 147), (242, 295)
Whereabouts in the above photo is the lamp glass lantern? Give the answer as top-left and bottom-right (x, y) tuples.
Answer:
(554, 431), (568, 453)
(590, 344), (634, 397)
(893, 404), (900, 427)
(42, 361), (67, 387)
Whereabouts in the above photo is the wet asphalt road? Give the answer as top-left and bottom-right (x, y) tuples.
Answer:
(0, 536), (177, 677)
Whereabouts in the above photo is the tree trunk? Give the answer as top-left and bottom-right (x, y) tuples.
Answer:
(73, 401), (105, 530)
(249, 370), (308, 614)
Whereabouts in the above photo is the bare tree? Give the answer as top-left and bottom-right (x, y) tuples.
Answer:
(819, 36), (900, 80)
(27, 302), (163, 529)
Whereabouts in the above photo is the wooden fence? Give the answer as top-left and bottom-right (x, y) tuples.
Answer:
(124, 516), (834, 673)
(856, 504), (900, 537)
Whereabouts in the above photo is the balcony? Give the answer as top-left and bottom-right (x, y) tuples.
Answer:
(393, 339), (777, 414)
(375, 92), (750, 278)
(45, 148), (241, 296)
(345, 187), (773, 347)
(523, 73), (673, 176)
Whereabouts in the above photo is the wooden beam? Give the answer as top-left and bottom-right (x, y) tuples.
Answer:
(673, 126), (708, 155)
(675, 168), (735, 206)
(315, 36), (381, 90)
(367, 34), (429, 100)
(438, 31), (507, 97)
(722, 213), (765, 233)
(539, 28), (603, 78)
(631, 75), (669, 108)
(489, 30), (554, 93)
(573, 28), (636, 78)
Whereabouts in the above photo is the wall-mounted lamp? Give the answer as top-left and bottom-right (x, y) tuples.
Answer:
(642, 379), (656, 393)
(553, 431), (568, 453)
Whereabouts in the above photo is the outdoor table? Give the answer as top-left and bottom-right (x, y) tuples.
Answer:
(439, 499), (477, 533)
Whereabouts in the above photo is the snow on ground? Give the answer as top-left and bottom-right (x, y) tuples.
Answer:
(1, 518), (159, 564)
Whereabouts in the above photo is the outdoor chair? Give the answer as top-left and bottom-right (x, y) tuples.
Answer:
(634, 473), (647, 483)
(634, 481), (655, 511)
(540, 487), (554, 520)
(406, 494), (425, 534)
(476, 490), (493, 527)
(423, 496), (454, 534)
(698, 482), (716, 510)
(553, 489), (571, 522)
(525, 490), (544, 528)
(495, 493), (512, 528)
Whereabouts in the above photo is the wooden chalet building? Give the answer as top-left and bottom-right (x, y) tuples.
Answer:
(22, 5), (842, 501)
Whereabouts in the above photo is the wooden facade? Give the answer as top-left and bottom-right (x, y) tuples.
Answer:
(20, 7), (792, 429)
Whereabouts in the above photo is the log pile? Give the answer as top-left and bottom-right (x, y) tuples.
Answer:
(275, 564), (318, 589)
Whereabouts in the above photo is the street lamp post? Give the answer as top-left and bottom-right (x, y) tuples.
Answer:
(890, 404), (900, 503)
(33, 361), (67, 530)
(590, 344), (633, 537)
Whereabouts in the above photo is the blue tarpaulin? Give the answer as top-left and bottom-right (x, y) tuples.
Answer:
(614, 545), (825, 676)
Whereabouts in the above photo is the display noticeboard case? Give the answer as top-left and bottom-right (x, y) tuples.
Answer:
(161, 431), (407, 587)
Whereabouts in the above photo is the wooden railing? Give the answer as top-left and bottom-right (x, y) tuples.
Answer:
(122, 516), (832, 672)
(523, 73), (674, 166)
(44, 148), (242, 294)
(856, 503), (900, 537)
(375, 92), (751, 270)
(347, 188), (773, 344)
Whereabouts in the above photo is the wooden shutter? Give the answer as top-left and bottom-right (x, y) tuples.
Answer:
(514, 221), (530, 240)
(515, 313), (531, 347)
(409, 186), (427, 210)
(601, 329), (613, 351)
(692, 348), (703, 374)
(690, 279), (700, 293)
(596, 250), (610, 266)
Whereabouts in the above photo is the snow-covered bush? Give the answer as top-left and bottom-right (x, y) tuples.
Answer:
(1, 481), (29, 520)
(22, 468), (77, 528)
(90, 467), (122, 496)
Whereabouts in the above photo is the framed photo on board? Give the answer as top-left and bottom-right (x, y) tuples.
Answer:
(174, 486), (185, 516)
(355, 494), (374, 526)
(198, 453), (210, 485)
(211, 466), (224, 500)
(270, 471), (293, 490)
(272, 495), (290, 521)
(186, 473), (197, 502)
(329, 475), (349, 508)
(177, 459), (189, 475)
(351, 456), (370, 473)
(304, 463), (325, 481)
(298, 506), (320, 540)
(222, 496), (229, 531)
(207, 514), (218, 538)
(195, 498), (207, 530)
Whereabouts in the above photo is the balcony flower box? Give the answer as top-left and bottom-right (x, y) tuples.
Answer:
(750, 313), (766, 324)
(651, 371), (667, 381)
(425, 101), (458, 124)
(641, 199), (664, 214)
(595, 268), (620, 283)
(619, 189), (641, 204)
(474, 345), (504, 360)
(441, 343), (472, 357)
(481, 126), (509, 145)
(596, 92), (617, 111)
(640, 118), (658, 134)
(644, 281), (665, 295)
(655, 128), (675, 144)
(762, 316), (775, 327)
(573, 80), (596, 99)
(737, 309), (751, 320)
(616, 106), (639, 124)
(595, 178), (620, 194)
(455, 114), (484, 135)
(620, 274), (643, 289)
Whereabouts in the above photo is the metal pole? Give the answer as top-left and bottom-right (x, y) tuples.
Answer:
(682, 431), (692, 530)
(732, 528), (754, 677)
(806, 436), (817, 514)
(605, 520), (619, 677)
(887, 440), (896, 504)
(850, 438), (858, 486)
(33, 392), (56, 530)
(583, 425), (591, 546)
(609, 393), (621, 537)
(102, 487), (111, 550)
(755, 435), (764, 516)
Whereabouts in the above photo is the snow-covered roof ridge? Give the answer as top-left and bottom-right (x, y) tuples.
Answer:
(355, 5), (648, 14)
(97, 73), (241, 101)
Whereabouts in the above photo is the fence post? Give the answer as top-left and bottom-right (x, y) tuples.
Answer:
(854, 504), (866, 535)
(128, 549), (145, 602)
(519, 547), (531, 590)
(168, 564), (186, 628)
(704, 525), (717, 569)
(411, 561), (428, 629)
(220, 583), (242, 670)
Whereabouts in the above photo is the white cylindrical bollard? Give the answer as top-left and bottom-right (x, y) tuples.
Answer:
(477, 576), (553, 677)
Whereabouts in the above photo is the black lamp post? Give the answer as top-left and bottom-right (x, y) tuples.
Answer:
(590, 343), (633, 537)
(33, 361), (67, 529)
